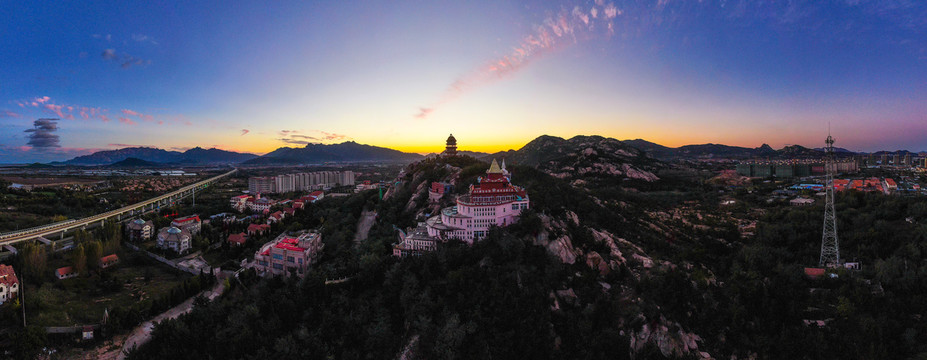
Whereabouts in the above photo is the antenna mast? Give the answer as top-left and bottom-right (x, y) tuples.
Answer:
(819, 129), (840, 266)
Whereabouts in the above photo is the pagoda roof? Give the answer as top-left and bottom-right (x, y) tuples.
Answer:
(487, 159), (502, 174)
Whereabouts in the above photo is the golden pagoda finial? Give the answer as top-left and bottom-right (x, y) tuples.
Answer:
(487, 159), (502, 174)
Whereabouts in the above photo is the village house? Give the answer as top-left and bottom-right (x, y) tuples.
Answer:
(100, 254), (120, 268)
(247, 223), (271, 236)
(126, 218), (154, 242)
(157, 226), (192, 254)
(0, 265), (19, 305)
(228, 232), (247, 246)
(56, 266), (79, 280)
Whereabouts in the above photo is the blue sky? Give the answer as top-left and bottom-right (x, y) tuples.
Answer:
(2, 0), (926, 163)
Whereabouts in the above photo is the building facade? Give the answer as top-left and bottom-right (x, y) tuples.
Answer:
(425, 159), (529, 244)
(253, 231), (324, 278)
(392, 222), (438, 257)
(249, 171), (355, 194)
(126, 219), (154, 242)
(157, 226), (192, 254)
(0, 264), (19, 305)
(171, 215), (202, 235)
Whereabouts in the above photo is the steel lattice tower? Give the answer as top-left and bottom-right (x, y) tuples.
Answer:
(819, 132), (840, 266)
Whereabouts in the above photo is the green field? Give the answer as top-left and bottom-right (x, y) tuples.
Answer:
(24, 251), (189, 327)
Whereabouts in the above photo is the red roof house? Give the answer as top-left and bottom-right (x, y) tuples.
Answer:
(228, 232), (247, 246)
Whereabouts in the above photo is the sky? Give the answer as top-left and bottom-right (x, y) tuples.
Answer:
(1, 0), (926, 163)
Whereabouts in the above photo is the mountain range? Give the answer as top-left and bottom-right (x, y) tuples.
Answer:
(59, 147), (259, 166)
(241, 141), (423, 165)
(53, 137), (919, 168)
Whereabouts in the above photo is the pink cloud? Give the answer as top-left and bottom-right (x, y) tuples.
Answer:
(121, 109), (141, 116)
(118, 117), (137, 125)
(415, 2), (621, 119)
(35, 96), (50, 104)
(240, 129), (250, 136)
(0, 110), (21, 118)
(43, 104), (66, 118)
(99, 114), (111, 122)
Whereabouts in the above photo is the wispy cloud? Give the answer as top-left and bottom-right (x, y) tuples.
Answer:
(118, 117), (137, 125)
(19, 96), (113, 124)
(240, 129), (250, 136)
(132, 33), (159, 45)
(108, 143), (149, 148)
(277, 129), (351, 145)
(24, 118), (61, 148)
(0, 110), (21, 118)
(101, 49), (150, 69)
(416, 1), (621, 119)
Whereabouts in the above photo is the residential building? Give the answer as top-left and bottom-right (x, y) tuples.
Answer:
(249, 171), (354, 194)
(230, 194), (252, 212)
(0, 265), (19, 305)
(171, 215), (201, 235)
(228, 232), (247, 246)
(100, 254), (120, 268)
(267, 211), (285, 224)
(253, 231), (324, 278)
(157, 226), (192, 254)
(426, 159), (529, 244)
(56, 266), (78, 280)
(790, 198), (815, 206)
(126, 218), (154, 242)
(247, 223), (271, 236)
(393, 222), (438, 257)
(248, 176), (275, 194)
(428, 181), (454, 202)
(246, 195), (275, 213)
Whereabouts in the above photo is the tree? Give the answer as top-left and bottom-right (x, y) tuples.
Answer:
(71, 243), (87, 275)
(85, 240), (104, 270)
(20, 242), (47, 282)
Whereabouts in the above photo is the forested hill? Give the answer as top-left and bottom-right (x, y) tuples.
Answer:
(128, 152), (927, 359)
(486, 135), (665, 185)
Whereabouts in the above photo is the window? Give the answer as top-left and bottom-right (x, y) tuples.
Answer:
(273, 263), (283, 270)
(272, 254), (283, 260)
(298, 258), (303, 264)
(287, 256), (295, 263)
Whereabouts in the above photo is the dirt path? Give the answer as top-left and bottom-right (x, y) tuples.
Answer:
(353, 210), (377, 245)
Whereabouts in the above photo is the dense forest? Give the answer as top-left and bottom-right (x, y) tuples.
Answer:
(122, 156), (927, 359)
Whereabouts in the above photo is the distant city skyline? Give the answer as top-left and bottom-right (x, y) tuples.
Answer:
(2, 1), (926, 163)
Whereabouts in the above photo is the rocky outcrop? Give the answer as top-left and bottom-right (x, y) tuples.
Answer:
(630, 317), (708, 359)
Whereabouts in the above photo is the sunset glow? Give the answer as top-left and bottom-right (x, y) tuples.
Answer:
(2, 1), (926, 163)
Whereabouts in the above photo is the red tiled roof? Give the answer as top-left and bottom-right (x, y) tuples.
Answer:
(804, 268), (825, 278)
(248, 223), (270, 232)
(101, 254), (119, 263)
(57, 266), (76, 277)
(0, 264), (18, 287)
(228, 233), (247, 244)
(173, 215), (200, 224)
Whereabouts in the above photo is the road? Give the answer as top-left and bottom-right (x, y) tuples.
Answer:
(0, 169), (236, 246)
(353, 210), (377, 245)
(115, 279), (224, 359)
